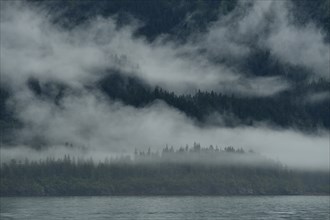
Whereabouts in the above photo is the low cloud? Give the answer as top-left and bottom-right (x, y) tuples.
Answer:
(2, 87), (329, 170)
(198, 0), (330, 78)
(304, 91), (330, 104)
(0, 1), (289, 96)
(264, 1), (330, 78)
(0, 1), (329, 171)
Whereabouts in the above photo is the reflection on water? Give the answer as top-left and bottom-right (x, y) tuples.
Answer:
(1, 196), (329, 220)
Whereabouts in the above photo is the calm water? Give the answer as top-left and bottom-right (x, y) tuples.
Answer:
(0, 196), (329, 220)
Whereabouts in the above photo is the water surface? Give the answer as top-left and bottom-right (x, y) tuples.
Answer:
(1, 196), (329, 220)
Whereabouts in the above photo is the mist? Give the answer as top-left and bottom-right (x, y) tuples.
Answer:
(1, 88), (329, 170)
(199, 0), (330, 78)
(0, 0), (329, 172)
(0, 1), (291, 95)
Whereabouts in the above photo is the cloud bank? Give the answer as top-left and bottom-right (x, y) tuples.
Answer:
(1, 89), (329, 170)
(0, 1), (329, 170)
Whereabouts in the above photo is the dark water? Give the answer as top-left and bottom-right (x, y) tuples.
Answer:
(0, 196), (329, 220)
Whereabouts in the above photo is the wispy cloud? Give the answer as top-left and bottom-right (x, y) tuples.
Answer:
(0, 1), (329, 170)
(2, 88), (329, 170)
(0, 1), (289, 96)
(197, 0), (329, 78)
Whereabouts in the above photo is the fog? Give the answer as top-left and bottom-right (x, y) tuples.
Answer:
(1, 89), (329, 170)
(0, 1), (290, 95)
(200, 0), (330, 78)
(0, 1), (329, 171)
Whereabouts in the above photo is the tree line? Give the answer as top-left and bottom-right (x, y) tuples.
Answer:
(99, 73), (330, 130)
(1, 145), (329, 196)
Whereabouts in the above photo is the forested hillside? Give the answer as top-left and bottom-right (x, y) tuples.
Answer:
(1, 146), (329, 196)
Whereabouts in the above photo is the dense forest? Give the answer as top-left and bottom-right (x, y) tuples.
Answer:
(26, 73), (330, 129)
(99, 73), (330, 129)
(1, 146), (329, 196)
